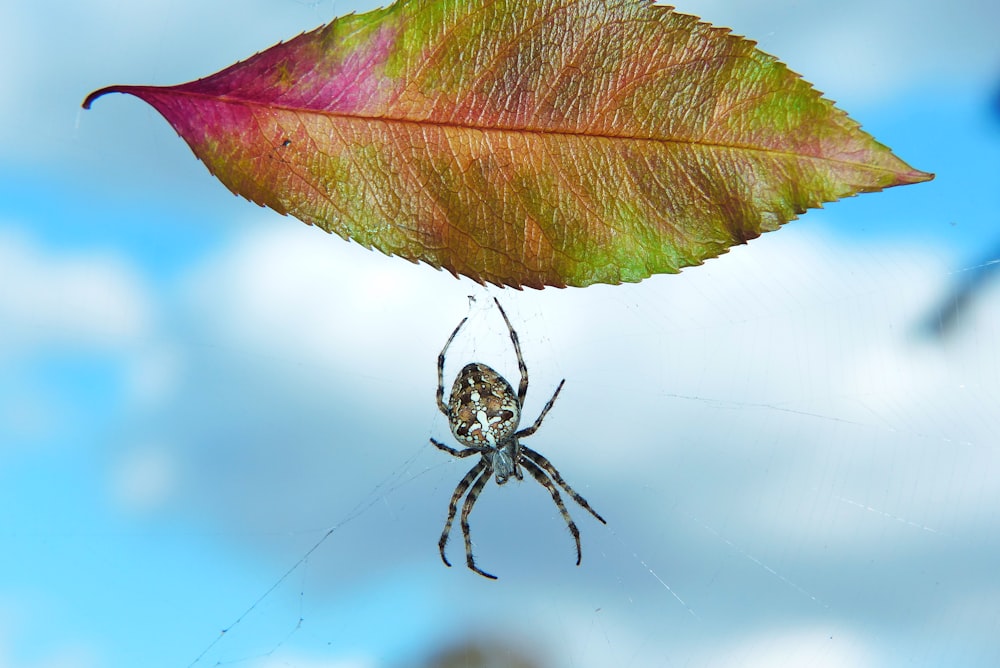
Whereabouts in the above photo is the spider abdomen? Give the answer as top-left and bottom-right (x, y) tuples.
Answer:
(448, 362), (521, 448)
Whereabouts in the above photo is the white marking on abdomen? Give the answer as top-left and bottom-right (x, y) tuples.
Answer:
(476, 409), (501, 446)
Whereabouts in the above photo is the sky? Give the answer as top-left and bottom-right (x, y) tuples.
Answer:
(1, 1), (999, 667)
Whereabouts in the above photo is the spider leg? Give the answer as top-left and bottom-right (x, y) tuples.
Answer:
(437, 316), (468, 416)
(430, 438), (481, 458)
(494, 298), (529, 407)
(520, 458), (584, 566)
(515, 379), (565, 439)
(460, 465), (498, 579)
(438, 459), (487, 568)
(521, 446), (606, 525)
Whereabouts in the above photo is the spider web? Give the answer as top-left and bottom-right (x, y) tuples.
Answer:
(5, 0), (999, 667)
(115, 0), (1000, 661)
(160, 212), (999, 667)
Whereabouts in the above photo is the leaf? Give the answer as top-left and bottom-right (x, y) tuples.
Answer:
(84, 0), (932, 289)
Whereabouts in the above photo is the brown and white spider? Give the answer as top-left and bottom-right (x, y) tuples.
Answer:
(431, 298), (606, 579)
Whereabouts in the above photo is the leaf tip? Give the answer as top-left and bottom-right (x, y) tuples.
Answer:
(82, 85), (134, 110)
(902, 169), (935, 185)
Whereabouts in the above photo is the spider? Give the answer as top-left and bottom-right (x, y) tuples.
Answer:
(431, 298), (606, 579)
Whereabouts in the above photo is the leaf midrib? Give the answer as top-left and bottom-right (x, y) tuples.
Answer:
(171, 88), (902, 177)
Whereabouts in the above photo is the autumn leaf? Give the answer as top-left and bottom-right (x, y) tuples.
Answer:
(84, 0), (931, 289)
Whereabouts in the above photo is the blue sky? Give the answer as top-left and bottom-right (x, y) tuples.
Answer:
(2, 1), (999, 667)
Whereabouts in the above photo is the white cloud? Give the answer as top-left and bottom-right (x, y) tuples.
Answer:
(0, 226), (150, 356)
(179, 215), (480, 385)
(712, 625), (877, 668)
(115, 210), (1000, 667)
(677, 0), (1000, 101)
(111, 443), (178, 513)
(0, 226), (181, 488)
(0, 601), (101, 668)
(0, 5), (26, 135)
(550, 229), (1000, 550)
(165, 210), (1000, 562)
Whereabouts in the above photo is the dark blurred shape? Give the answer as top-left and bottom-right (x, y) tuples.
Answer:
(993, 72), (1000, 126)
(922, 76), (1000, 339)
(923, 252), (1000, 339)
(417, 637), (543, 668)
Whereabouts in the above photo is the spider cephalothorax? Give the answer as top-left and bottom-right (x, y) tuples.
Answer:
(431, 298), (606, 579)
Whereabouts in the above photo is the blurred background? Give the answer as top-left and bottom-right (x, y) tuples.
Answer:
(2, 0), (999, 666)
